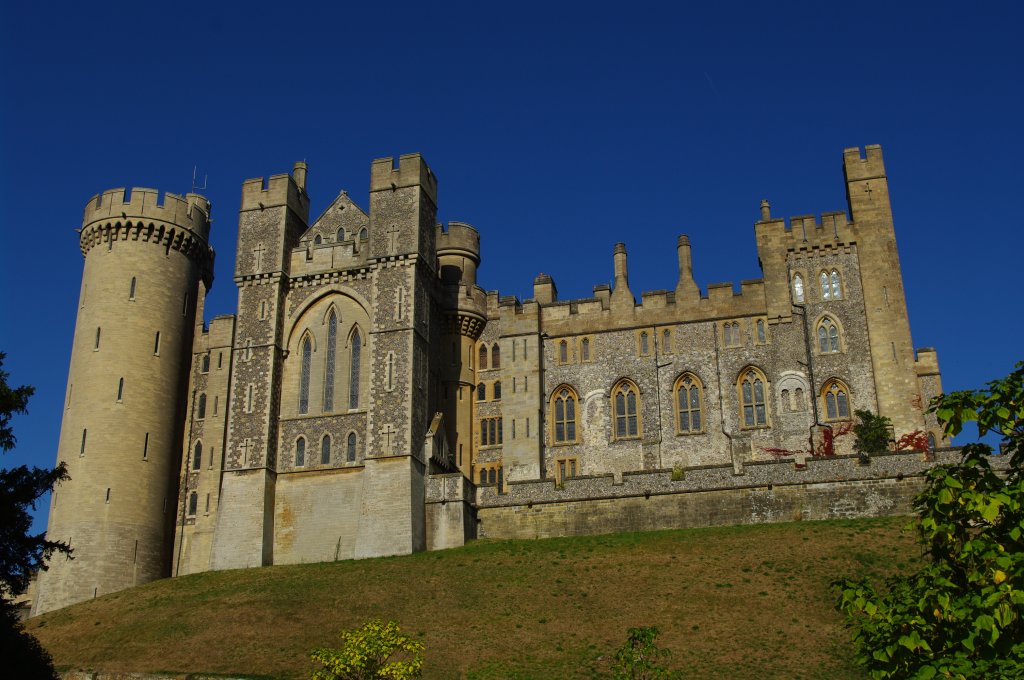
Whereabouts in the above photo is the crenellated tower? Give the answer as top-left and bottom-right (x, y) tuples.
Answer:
(33, 188), (213, 614)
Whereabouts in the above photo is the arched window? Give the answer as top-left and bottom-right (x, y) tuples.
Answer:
(477, 383), (486, 401)
(822, 380), (851, 421)
(488, 469), (496, 484)
(197, 393), (206, 419)
(674, 373), (703, 434)
(299, 335), (312, 414)
(551, 386), (579, 444)
(739, 368), (768, 427)
(117, 377), (124, 402)
(314, 234), (322, 245)
(724, 322), (741, 347)
(817, 317), (840, 354)
(820, 272), (831, 300)
(479, 469), (487, 484)
(321, 435), (331, 465)
(192, 441), (202, 470)
(188, 492), (198, 516)
(349, 328), (362, 408)
(781, 389), (791, 412)
(581, 337), (590, 361)
(493, 381), (502, 400)
(358, 227), (368, 241)
(201, 354), (210, 372)
(559, 340), (568, 363)
(324, 310), (337, 412)
(479, 344), (488, 370)
(129, 276), (136, 300)
(295, 437), (306, 467)
(757, 319), (766, 344)
(793, 274), (805, 303)
(612, 380), (641, 439)
(337, 227), (345, 242)
(491, 343), (501, 368)
(346, 432), (357, 462)
(927, 432), (937, 451)
(639, 331), (649, 355)
(830, 270), (842, 300)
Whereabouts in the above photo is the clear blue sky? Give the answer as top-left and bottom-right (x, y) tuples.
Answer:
(2, 1), (1021, 533)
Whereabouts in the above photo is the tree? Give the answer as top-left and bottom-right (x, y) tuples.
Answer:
(833, 361), (1024, 679)
(0, 351), (69, 678)
(310, 620), (424, 680)
(853, 409), (893, 457)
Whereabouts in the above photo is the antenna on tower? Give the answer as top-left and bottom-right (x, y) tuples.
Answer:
(191, 166), (208, 194)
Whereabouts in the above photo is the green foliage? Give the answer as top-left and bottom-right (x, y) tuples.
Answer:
(611, 626), (679, 680)
(834, 362), (1024, 679)
(311, 619), (424, 680)
(854, 409), (893, 456)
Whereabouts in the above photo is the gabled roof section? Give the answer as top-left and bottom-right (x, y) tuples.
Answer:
(304, 190), (369, 242)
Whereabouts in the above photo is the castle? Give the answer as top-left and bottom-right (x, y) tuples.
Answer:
(32, 145), (947, 615)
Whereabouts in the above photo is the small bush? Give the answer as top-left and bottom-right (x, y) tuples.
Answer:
(311, 619), (423, 680)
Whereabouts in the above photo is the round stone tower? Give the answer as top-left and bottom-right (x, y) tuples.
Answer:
(32, 188), (214, 614)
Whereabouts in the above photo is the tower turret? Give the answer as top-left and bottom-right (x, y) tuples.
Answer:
(33, 188), (214, 614)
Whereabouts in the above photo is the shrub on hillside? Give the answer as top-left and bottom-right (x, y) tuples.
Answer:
(311, 619), (424, 680)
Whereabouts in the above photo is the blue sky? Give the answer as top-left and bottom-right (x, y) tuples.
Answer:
(2, 1), (1022, 532)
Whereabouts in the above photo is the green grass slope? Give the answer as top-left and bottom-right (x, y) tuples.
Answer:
(27, 516), (923, 679)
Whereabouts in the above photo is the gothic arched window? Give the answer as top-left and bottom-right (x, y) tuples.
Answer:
(346, 432), (356, 462)
(314, 234), (322, 245)
(192, 441), (202, 470)
(321, 435), (331, 465)
(479, 344), (488, 370)
(324, 310), (337, 412)
(756, 319), (767, 344)
(551, 386), (579, 444)
(559, 340), (568, 363)
(349, 328), (362, 408)
(491, 343), (501, 368)
(739, 368), (769, 428)
(830, 270), (842, 300)
(612, 380), (641, 439)
(581, 337), (590, 361)
(337, 227), (345, 242)
(822, 379), (851, 420)
(295, 437), (306, 467)
(674, 373), (703, 434)
(188, 492), (198, 516)
(299, 335), (312, 414)
(197, 393), (206, 419)
(793, 274), (805, 303)
(477, 383), (486, 401)
(817, 317), (840, 354)
(820, 272), (831, 300)
(493, 381), (502, 400)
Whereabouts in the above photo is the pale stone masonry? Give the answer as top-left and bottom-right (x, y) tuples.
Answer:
(33, 145), (946, 615)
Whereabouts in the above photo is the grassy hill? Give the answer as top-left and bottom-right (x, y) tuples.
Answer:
(26, 516), (924, 679)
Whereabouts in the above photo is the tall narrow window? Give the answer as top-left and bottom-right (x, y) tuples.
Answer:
(321, 435), (331, 465)
(129, 277), (136, 300)
(192, 441), (202, 470)
(491, 343), (501, 368)
(639, 332), (649, 356)
(385, 352), (396, 391)
(740, 369), (768, 427)
(295, 437), (306, 466)
(552, 386), (578, 443)
(675, 374), (703, 434)
(479, 344), (488, 370)
(830, 270), (842, 300)
(822, 380), (851, 420)
(359, 227), (368, 241)
(94, 327), (101, 350)
(793, 274), (805, 303)
(559, 340), (568, 363)
(314, 234), (322, 245)
(324, 311), (337, 412)
(201, 354), (210, 372)
(213, 395), (218, 416)
(820, 272), (831, 300)
(927, 432), (937, 451)
(756, 320), (766, 344)
(80, 429), (87, 456)
(197, 393), (207, 419)
(581, 338), (590, 361)
(116, 378), (124, 402)
(143, 432), (149, 460)
(346, 432), (356, 462)
(245, 384), (254, 413)
(612, 381), (641, 439)
(188, 492), (198, 516)
(349, 329), (362, 408)
(153, 331), (161, 355)
(817, 317), (840, 354)
(493, 381), (502, 400)
(477, 383), (486, 401)
(299, 335), (312, 414)
(337, 227), (345, 242)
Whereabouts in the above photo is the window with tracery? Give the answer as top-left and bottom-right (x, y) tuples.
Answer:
(324, 311), (337, 412)
(551, 387), (578, 444)
(739, 368), (768, 427)
(299, 335), (312, 414)
(674, 374), (703, 434)
(822, 380), (851, 420)
(612, 380), (641, 439)
(817, 317), (840, 354)
(480, 417), (503, 446)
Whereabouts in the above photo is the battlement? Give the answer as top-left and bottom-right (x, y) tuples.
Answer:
(83, 188), (211, 239)
(239, 167), (310, 214)
(843, 144), (886, 181)
(755, 209), (855, 250)
(436, 221), (480, 258)
(370, 153), (438, 203)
